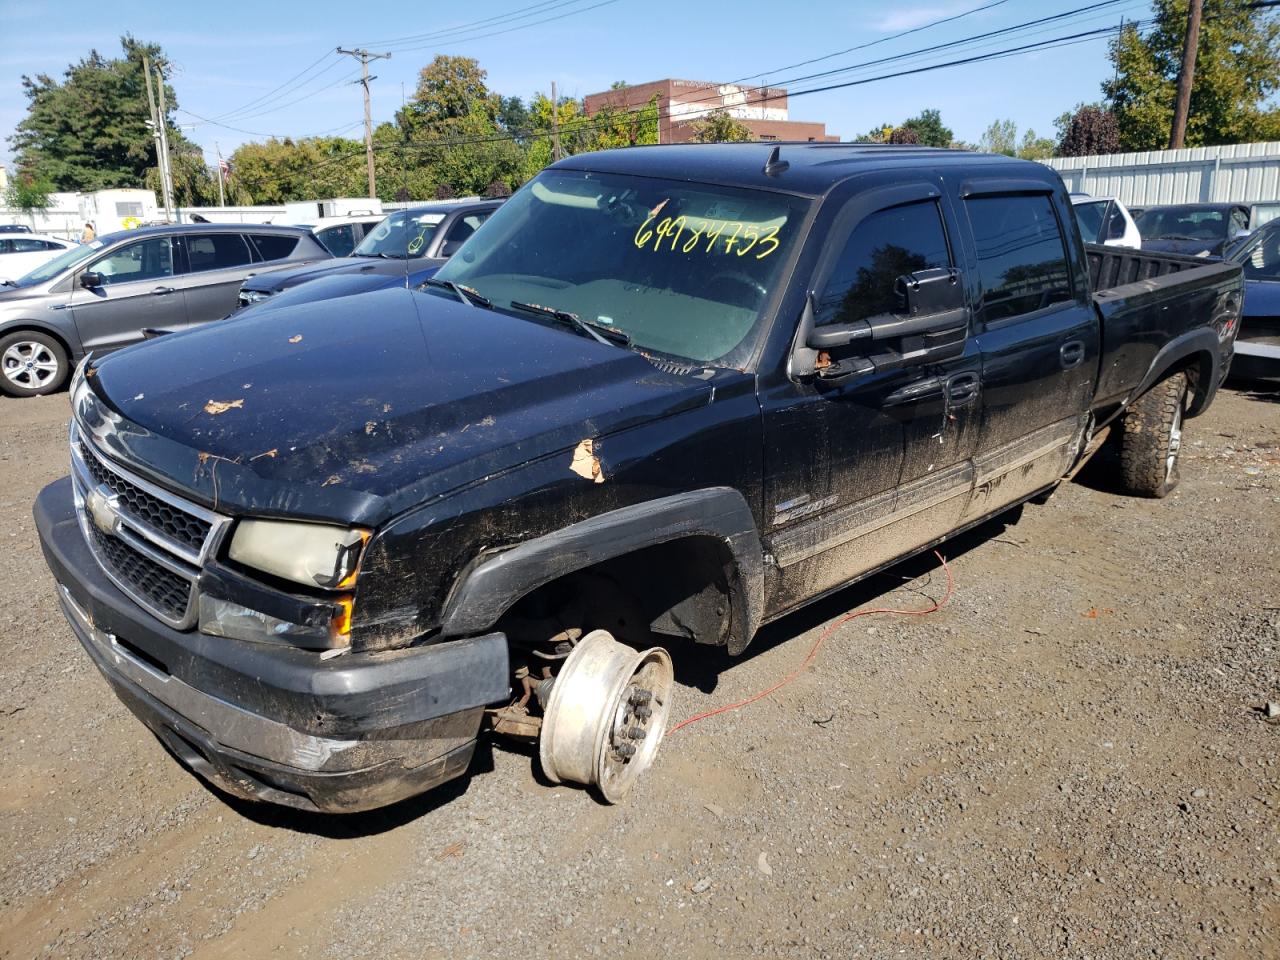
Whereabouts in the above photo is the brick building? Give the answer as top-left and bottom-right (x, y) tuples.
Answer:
(583, 79), (838, 144)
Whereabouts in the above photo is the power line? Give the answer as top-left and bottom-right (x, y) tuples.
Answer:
(372, 0), (624, 53)
(204, 50), (341, 123)
(355, 0), (595, 47)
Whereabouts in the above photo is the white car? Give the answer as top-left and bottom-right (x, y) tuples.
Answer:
(294, 214), (387, 258)
(1070, 195), (1141, 249)
(0, 233), (77, 282)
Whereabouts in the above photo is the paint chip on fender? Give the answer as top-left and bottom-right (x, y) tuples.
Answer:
(569, 438), (605, 483)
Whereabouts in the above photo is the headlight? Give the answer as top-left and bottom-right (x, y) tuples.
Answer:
(228, 519), (370, 589)
(238, 288), (272, 306)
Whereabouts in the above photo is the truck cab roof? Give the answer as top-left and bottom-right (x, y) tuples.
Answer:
(552, 142), (1057, 197)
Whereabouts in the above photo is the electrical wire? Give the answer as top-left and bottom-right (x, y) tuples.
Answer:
(666, 550), (954, 736)
(371, 0), (624, 53)
(355, 0), (599, 47)
(204, 51), (342, 123)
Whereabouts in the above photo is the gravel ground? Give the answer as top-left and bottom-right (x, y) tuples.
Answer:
(0, 384), (1277, 960)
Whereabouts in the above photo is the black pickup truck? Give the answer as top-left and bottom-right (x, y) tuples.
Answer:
(35, 143), (1243, 812)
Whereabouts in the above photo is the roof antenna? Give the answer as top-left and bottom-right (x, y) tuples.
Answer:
(763, 144), (789, 177)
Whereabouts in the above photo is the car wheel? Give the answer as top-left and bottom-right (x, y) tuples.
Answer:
(1118, 371), (1188, 498)
(0, 331), (69, 398)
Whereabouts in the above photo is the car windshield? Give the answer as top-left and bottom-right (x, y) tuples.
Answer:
(1072, 201), (1106, 242)
(1134, 206), (1228, 242)
(9, 239), (100, 287)
(433, 168), (810, 365)
(1235, 224), (1280, 281)
(353, 211), (446, 258)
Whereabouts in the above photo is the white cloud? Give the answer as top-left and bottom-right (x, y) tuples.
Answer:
(873, 4), (967, 32)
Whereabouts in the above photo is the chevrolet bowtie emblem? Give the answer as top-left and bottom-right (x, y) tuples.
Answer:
(85, 486), (120, 536)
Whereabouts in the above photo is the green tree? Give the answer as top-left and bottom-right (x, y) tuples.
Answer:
(1103, 0), (1280, 150)
(8, 35), (202, 199)
(4, 169), (55, 228)
(978, 119), (1019, 156)
(687, 109), (753, 143)
(1017, 129), (1056, 160)
(899, 109), (953, 147)
(228, 136), (365, 204)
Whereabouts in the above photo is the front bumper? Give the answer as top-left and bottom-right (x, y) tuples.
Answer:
(36, 477), (510, 813)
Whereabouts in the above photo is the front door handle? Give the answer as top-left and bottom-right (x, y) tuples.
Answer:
(1060, 339), (1085, 369)
(947, 372), (980, 405)
(151, 286), (175, 295)
(884, 377), (944, 406)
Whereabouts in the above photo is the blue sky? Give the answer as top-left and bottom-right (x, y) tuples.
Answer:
(0, 0), (1153, 173)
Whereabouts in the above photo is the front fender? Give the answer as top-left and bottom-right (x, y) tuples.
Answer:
(438, 487), (765, 655)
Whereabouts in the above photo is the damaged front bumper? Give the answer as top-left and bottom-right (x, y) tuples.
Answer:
(36, 477), (509, 813)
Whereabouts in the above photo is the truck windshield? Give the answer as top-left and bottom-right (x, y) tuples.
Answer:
(353, 210), (446, 259)
(1134, 206), (1227, 242)
(433, 169), (810, 364)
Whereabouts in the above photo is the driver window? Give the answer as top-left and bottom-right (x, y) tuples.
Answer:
(92, 238), (174, 285)
(816, 200), (951, 326)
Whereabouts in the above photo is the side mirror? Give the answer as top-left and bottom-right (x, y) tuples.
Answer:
(80, 271), (103, 289)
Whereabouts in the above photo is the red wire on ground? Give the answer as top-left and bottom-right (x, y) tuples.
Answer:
(667, 550), (954, 735)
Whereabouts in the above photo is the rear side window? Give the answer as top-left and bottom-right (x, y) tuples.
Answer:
(966, 195), (1072, 323)
(186, 234), (253, 272)
(316, 223), (357, 257)
(248, 234), (300, 261)
(816, 200), (951, 326)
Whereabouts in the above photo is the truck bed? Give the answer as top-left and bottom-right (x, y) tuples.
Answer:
(1087, 243), (1243, 411)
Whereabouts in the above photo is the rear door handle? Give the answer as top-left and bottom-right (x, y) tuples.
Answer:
(1060, 339), (1085, 369)
(947, 372), (980, 405)
(151, 286), (175, 295)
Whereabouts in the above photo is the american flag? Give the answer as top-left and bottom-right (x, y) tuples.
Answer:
(218, 157), (231, 182)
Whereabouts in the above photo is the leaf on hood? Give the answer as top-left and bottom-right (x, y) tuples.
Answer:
(204, 399), (244, 415)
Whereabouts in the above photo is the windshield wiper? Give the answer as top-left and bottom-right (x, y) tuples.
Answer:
(509, 300), (631, 347)
(0, 279), (16, 287)
(422, 277), (492, 309)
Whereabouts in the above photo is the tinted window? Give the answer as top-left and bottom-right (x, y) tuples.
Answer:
(11, 237), (48, 252)
(0, 240), (10, 253)
(248, 234), (300, 261)
(966, 195), (1072, 322)
(186, 233), (252, 272)
(1134, 206), (1227, 242)
(1072, 202), (1106, 243)
(1104, 202), (1128, 240)
(816, 200), (951, 326)
(1241, 226), (1280, 281)
(92, 238), (174, 285)
(316, 223), (357, 257)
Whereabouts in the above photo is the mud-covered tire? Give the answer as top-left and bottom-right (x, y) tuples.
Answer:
(0, 330), (69, 397)
(1118, 371), (1188, 498)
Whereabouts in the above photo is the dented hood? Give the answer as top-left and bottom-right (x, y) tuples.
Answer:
(86, 288), (712, 524)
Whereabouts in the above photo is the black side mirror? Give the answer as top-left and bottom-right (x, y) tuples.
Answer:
(80, 271), (103, 289)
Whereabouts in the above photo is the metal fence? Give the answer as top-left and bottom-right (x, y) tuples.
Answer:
(1042, 142), (1280, 223)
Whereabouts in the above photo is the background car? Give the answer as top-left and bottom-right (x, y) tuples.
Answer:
(295, 213), (387, 257)
(0, 223), (330, 397)
(1070, 195), (1141, 248)
(236, 199), (503, 310)
(0, 233), (77, 281)
(1134, 202), (1251, 257)
(1228, 218), (1280, 382)
(0, 224), (34, 234)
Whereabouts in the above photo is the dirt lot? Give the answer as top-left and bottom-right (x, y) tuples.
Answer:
(0, 385), (1277, 960)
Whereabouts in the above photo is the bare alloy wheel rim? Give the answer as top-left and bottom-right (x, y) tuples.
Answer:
(1167, 398), (1184, 482)
(2, 341), (60, 389)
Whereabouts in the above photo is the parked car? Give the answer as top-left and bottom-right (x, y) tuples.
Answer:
(237, 261), (444, 316)
(235, 199), (503, 310)
(1227, 218), (1280, 381)
(0, 224), (34, 234)
(0, 233), (78, 282)
(0, 224), (329, 397)
(36, 144), (1241, 813)
(1135, 202), (1251, 257)
(296, 213), (387, 258)
(1070, 195), (1141, 248)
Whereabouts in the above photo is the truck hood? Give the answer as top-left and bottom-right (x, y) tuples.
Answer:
(246, 264), (441, 315)
(245, 256), (440, 294)
(86, 288), (713, 524)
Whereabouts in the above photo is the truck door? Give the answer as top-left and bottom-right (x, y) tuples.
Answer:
(69, 236), (187, 352)
(760, 178), (978, 616)
(959, 184), (1098, 521)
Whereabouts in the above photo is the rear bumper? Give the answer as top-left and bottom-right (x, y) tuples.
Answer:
(36, 477), (509, 813)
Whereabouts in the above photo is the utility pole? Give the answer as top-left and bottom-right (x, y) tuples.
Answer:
(337, 47), (391, 198)
(1169, 0), (1203, 150)
(550, 81), (563, 162)
(214, 141), (227, 207)
(142, 56), (174, 221)
(154, 66), (177, 220)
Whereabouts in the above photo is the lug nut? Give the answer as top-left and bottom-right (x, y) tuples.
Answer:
(634, 704), (652, 720)
(615, 742), (637, 758)
(628, 726), (647, 740)
(629, 688), (652, 704)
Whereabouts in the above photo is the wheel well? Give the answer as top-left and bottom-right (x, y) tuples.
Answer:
(494, 535), (737, 650)
(1153, 350), (1214, 416)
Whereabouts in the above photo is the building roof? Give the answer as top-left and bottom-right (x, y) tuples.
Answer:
(551, 142), (1054, 198)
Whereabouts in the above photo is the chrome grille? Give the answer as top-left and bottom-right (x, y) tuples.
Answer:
(70, 424), (231, 629)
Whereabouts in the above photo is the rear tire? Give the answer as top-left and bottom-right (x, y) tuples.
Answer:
(0, 330), (69, 397)
(1118, 371), (1187, 498)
